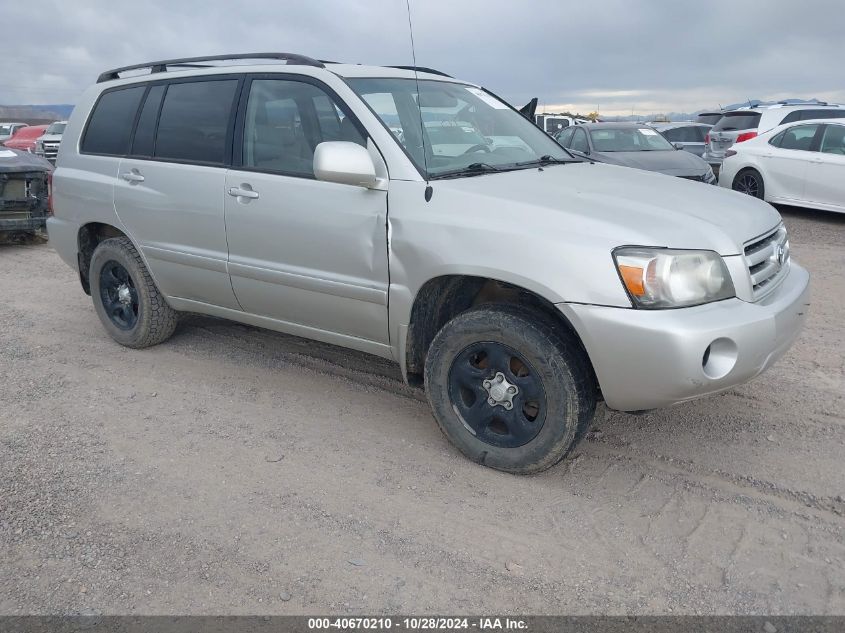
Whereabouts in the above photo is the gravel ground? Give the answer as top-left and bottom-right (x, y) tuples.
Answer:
(0, 207), (843, 615)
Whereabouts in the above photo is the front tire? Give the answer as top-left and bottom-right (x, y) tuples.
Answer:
(89, 237), (178, 348)
(732, 168), (765, 199)
(424, 304), (596, 474)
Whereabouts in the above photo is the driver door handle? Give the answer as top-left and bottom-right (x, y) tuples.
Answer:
(228, 186), (259, 199)
(120, 171), (145, 183)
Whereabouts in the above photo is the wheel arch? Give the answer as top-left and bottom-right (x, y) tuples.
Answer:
(76, 222), (133, 295)
(402, 274), (596, 393)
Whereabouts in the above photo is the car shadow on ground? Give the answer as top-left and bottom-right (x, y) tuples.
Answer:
(775, 204), (845, 224)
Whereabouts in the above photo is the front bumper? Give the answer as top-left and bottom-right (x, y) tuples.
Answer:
(561, 263), (810, 412)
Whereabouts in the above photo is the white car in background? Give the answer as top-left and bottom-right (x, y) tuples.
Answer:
(719, 119), (845, 214)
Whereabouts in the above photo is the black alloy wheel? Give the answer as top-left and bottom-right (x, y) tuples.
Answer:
(448, 341), (547, 448)
(733, 170), (764, 198)
(98, 260), (139, 330)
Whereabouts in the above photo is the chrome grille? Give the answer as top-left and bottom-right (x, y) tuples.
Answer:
(744, 224), (789, 299)
(42, 141), (60, 161)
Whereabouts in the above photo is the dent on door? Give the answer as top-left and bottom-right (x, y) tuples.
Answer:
(223, 172), (391, 346)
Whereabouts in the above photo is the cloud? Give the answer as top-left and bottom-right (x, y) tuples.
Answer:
(1, 0), (842, 117)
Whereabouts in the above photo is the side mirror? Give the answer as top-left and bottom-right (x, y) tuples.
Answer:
(673, 142), (684, 150)
(313, 141), (377, 188)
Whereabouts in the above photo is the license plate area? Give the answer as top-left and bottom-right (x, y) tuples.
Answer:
(1, 179), (27, 199)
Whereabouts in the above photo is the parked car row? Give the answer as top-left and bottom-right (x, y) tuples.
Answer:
(0, 122), (28, 143)
(46, 53), (809, 474)
(539, 101), (843, 215)
(552, 122), (716, 183)
(703, 103), (845, 172)
(2, 124), (48, 153)
(719, 119), (845, 214)
(0, 120), (66, 164)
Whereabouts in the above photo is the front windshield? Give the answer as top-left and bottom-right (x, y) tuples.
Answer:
(589, 127), (675, 152)
(46, 122), (66, 135)
(347, 78), (570, 178)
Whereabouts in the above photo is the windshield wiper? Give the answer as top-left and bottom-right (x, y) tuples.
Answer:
(430, 162), (504, 180)
(517, 155), (572, 167)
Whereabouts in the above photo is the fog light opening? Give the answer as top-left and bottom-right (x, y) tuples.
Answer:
(702, 338), (738, 380)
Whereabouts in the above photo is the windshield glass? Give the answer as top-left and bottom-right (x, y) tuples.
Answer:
(347, 78), (570, 178)
(590, 127), (675, 152)
(46, 122), (66, 135)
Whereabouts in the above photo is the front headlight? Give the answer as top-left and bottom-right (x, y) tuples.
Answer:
(613, 247), (735, 309)
(704, 167), (716, 184)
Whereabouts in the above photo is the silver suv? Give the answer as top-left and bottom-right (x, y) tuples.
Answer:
(48, 53), (810, 473)
(703, 103), (845, 170)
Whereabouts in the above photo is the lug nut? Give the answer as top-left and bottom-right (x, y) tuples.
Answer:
(483, 380), (491, 388)
(507, 386), (516, 394)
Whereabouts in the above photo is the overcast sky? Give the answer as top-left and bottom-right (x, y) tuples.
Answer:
(2, 0), (843, 116)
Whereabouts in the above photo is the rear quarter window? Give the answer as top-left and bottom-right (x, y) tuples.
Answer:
(712, 112), (761, 132)
(81, 86), (146, 155)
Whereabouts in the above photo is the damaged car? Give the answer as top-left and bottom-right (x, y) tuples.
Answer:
(0, 148), (52, 240)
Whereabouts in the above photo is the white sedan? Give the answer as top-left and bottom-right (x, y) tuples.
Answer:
(719, 119), (845, 214)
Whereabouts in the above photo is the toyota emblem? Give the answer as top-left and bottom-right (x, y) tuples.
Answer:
(774, 243), (786, 267)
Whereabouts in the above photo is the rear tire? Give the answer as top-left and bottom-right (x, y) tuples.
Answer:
(424, 304), (596, 474)
(732, 168), (765, 199)
(89, 237), (178, 348)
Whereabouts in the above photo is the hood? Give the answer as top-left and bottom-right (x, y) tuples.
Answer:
(593, 149), (709, 176)
(38, 134), (63, 142)
(432, 162), (779, 256)
(0, 148), (53, 173)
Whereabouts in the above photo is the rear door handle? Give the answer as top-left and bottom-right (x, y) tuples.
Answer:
(120, 171), (145, 183)
(228, 186), (259, 200)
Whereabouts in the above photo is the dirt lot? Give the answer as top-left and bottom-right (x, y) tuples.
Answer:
(1, 208), (843, 615)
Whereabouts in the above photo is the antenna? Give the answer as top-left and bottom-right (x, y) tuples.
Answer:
(405, 0), (431, 190)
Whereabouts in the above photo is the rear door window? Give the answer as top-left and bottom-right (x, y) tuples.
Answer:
(81, 86), (146, 155)
(802, 109), (845, 121)
(712, 112), (762, 132)
(820, 125), (845, 155)
(776, 124), (820, 151)
(154, 80), (239, 165)
(780, 109), (845, 125)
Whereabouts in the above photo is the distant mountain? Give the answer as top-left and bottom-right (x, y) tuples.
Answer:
(0, 104), (74, 122)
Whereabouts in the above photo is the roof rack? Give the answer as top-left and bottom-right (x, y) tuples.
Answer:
(97, 52), (325, 83)
(387, 65), (452, 78)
